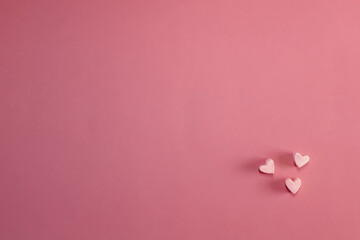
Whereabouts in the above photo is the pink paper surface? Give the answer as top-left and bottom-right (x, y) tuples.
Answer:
(1, 1), (360, 239)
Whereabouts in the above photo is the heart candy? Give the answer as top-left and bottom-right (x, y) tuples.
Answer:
(293, 153), (310, 168)
(285, 178), (301, 194)
(259, 158), (275, 174)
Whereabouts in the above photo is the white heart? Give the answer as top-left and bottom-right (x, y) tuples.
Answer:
(259, 159), (275, 174)
(285, 178), (301, 194)
(293, 152), (310, 168)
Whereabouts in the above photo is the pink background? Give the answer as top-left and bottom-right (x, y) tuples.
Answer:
(1, 1), (360, 239)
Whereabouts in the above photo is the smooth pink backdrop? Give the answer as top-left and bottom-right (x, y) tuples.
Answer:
(1, 0), (360, 239)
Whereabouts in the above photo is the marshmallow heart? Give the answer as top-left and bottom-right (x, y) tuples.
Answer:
(285, 178), (301, 194)
(293, 153), (310, 168)
(259, 159), (275, 174)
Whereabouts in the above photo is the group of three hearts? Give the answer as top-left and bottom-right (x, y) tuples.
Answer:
(258, 153), (310, 194)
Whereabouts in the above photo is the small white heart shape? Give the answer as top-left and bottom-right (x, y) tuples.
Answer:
(285, 178), (301, 194)
(293, 153), (310, 168)
(259, 159), (275, 174)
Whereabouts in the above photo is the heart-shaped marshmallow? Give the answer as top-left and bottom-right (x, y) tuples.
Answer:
(293, 152), (310, 168)
(285, 178), (301, 194)
(259, 159), (274, 174)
